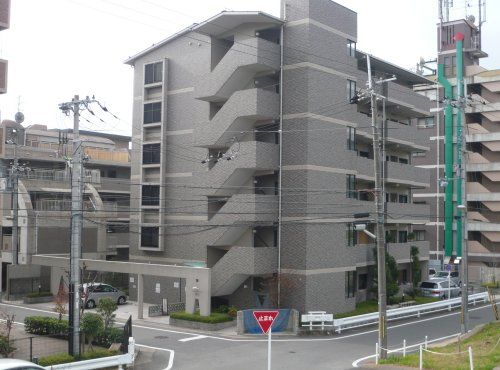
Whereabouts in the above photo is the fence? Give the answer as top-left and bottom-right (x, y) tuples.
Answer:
(334, 292), (489, 333)
(10, 334), (69, 363)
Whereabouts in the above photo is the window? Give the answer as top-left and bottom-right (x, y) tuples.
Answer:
(415, 230), (425, 241)
(273, 226), (278, 247)
(359, 150), (369, 158)
(346, 223), (358, 246)
(142, 185), (160, 206)
(347, 127), (356, 151)
(347, 39), (356, 57)
(418, 116), (435, 128)
(399, 157), (409, 164)
(143, 143), (161, 164)
(141, 227), (159, 248)
(345, 271), (356, 298)
(390, 155), (398, 163)
(144, 102), (162, 124)
(398, 230), (408, 243)
(347, 79), (357, 102)
(358, 273), (368, 290)
(399, 194), (408, 204)
(390, 193), (398, 203)
(346, 174), (357, 199)
(145, 62), (163, 84)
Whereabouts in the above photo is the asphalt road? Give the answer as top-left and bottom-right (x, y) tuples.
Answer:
(0, 301), (496, 370)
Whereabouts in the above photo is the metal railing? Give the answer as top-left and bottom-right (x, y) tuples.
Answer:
(34, 199), (95, 212)
(333, 292), (488, 333)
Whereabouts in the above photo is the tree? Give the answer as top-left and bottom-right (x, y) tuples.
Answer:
(0, 312), (15, 358)
(372, 248), (399, 303)
(410, 246), (422, 288)
(97, 298), (117, 333)
(54, 276), (68, 321)
(81, 313), (103, 351)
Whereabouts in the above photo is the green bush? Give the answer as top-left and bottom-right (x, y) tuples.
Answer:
(481, 281), (499, 289)
(214, 305), (229, 314)
(80, 348), (119, 360)
(26, 291), (53, 299)
(227, 306), (238, 318)
(38, 353), (75, 366)
(24, 316), (68, 336)
(94, 327), (123, 347)
(81, 313), (103, 345)
(0, 336), (15, 358)
(170, 311), (233, 324)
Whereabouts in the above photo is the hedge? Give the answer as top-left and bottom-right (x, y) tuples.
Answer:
(38, 353), (74, 366)
(25, 291), (53, 299)
(24, 316), (68, 336)
(24, 316), (124, 347)
(80, 348), (119, 360)
(170, 311), (233, 324)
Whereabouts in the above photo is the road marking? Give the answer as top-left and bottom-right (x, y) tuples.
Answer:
(136, 344), (174, 370)
(0, 301), (493, 343)
(351, 333), (459, 368)
(179, 334), (207, 342)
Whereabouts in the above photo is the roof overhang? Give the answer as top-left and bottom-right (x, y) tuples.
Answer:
(356, 50), (433, 86)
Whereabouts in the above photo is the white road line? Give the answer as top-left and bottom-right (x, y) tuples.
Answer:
(136, 344), (175, 370)
(179, 334), (207, 342)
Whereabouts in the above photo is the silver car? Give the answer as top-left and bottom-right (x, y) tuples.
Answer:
(81, 283), (127, 309)
(420, 279), (461, 299)
(431, 270), (461, 286)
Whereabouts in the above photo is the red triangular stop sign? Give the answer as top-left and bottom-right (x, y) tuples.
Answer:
(253, 310), (279, 334)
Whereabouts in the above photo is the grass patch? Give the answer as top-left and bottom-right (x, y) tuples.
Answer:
(25, 291), (53, 298)
(170, 311), (233, 324)
(334, 297), (440, 319)
(380, 322), (500, 370)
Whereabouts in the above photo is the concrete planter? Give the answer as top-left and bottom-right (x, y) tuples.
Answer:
(23, 295), (54, 304)
(169, 317), (235, 331)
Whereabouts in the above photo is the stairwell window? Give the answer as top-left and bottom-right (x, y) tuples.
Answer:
(142, 185), (160, 206)
(144, 102), (162, 124)
(347, 39), (356, 57)
(141, 227), (159, 248)
(345, 271), (356, 298)
(145, 62), (163, 85)
(347, 127), (356, 151)
(346, 223), (358, 247)
(347, 79), (357, 102)
(346, 174), (357, 199)
(143, 143), (161, 164)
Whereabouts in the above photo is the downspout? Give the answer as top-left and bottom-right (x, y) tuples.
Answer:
(437, 64), (454, 261)
(277, 10), (285, 309)
(455, 33), (465, 257)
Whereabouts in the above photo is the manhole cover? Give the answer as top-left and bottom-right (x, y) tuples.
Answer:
(154, 335), (169, 339)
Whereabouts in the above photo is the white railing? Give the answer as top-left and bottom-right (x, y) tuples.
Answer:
(333, 292), (488, 333)
(43, 337), (135, 370)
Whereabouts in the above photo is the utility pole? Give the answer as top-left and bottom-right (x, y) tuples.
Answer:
(11, 144), (19, 266)
(367, 55), (388, 359)
(59, 95), (97, 357)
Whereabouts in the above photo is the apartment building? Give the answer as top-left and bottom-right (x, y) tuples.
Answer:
(126, 0), (431, 314)
(0, 0), (10, 94)
(0, 121), (131, 297)
(414, 16), (500, 283)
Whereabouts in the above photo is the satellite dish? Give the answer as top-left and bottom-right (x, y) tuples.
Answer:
(14, 111), (24, 124)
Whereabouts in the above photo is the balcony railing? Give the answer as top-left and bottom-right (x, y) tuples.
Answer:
(34, 199), (95, 212)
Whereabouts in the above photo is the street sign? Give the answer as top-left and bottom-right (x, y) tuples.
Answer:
(253, 310), (279, 370)
(445, 264), (452, 271)
(253, 310), (279, 334)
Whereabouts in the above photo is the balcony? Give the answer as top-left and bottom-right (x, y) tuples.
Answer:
(198, 141), (279, 196)
(102, 202), (130, 219)
(211, 246), (277, 296)
(97, 177), (130, 193)
(194, 88), (279, 148)
(354, 240), (430, 266)
(209, 194), (278, 225)
(386, 82), (430, 118)
(195, 37), (280, 102)
(386, 202), (430, 223)
(84, 148), (130, 166)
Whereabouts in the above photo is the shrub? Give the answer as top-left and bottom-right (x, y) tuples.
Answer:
(170, 311), (233, 324)
(24, 316), (68, 336)
(214, 305), (229, 314)
(38, 353), (75, 366)
(94, 327), (123, 347)
(0, 335), (15, 358)
(97, 298), (117, 333)
(80, 348), (119, 360)
(227, 306), (238, 318)
(481, 281), (499, 289)
(26, 291), (53, 299)
(81, 313), (103, 348)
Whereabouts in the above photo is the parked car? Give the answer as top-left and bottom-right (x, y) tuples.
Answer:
(431, 270), (461, 286)
(80, 283), (127, 309)
(0, 359), (45, 369)
(428, 268), (437, 278)
(420, 279), (461, 299)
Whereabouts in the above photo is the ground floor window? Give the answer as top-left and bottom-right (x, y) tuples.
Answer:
(358, 273), (368, 290)
(345, 271), (356, 298)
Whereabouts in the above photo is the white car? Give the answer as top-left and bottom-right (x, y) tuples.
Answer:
(0, 359), (45, 369)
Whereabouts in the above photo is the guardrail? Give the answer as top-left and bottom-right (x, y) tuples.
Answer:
(43, 337), (135, 370)
(334, 292), (488, 333)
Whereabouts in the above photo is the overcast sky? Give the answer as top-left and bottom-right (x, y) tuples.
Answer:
(0, 0), (498, 136)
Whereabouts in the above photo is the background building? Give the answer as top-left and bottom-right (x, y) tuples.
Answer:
(126, 0), (432, 314)
(0, 121), (131, 297)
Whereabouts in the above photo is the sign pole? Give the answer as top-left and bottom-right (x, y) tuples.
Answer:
(268, 326), (272, 370)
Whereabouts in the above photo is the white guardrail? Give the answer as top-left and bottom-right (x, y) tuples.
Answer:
(333, 292), (489, 334)
(44, 337), (135, 370)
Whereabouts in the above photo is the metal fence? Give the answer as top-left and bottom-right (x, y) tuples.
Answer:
(10, 335), (68, 363)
